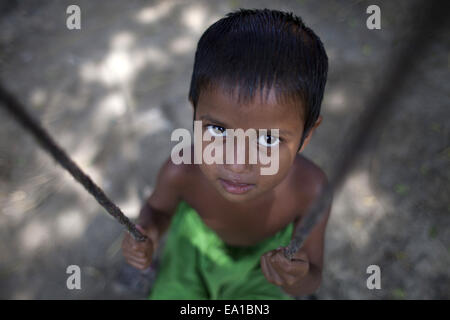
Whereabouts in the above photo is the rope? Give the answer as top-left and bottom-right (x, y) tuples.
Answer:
(284, 1), (448, 260)
(284, 0), (448, 260)
(0, 84), (147, 242)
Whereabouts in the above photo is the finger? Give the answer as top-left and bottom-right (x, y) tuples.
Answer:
(121, 233), (133, 249)
(283, 250), (309, 274)
(122, 241), (146, 255)
(268, 249), (285, 273)
(290, 250), (309, 263)
(123, 245), (147, 258)
(128, 242), (152, 256)
(283, 273), (301, 287)
(261, 255), (278, 285)
(267, 250), (298, 280)
(125, 256), (151, 265)
(134, 224), (157, 246)
(261, 253), (283, 286)
(123, 252), (150, 265)
(127, 259), (150, 271)
(125, 244), (149, 256)
(269, 254), (302, 285)
(133, 250), (146, 258)
(273, 254), (309, 285)
(288, 259), (309, 276)
(269, 269), (285, 286)
(271, 251), (309, 278)
(132, 237), (153, 250)
(123, 233), (143, 251)
(123, 252), (150, 262)
(135, 225), (149, 238)
(260, 255), (273, 281)
(123, 229), (145, 247)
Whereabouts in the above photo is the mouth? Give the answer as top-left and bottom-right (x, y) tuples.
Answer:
(218, 178), (255, 195)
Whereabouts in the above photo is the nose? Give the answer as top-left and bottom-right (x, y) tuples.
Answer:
(223, 136), (253, 174)
(224, 162), (249, 174)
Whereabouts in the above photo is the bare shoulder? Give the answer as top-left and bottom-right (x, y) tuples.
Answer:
(289, 154), (330, 205)
(158, 158), (188, 187)
(149, 146), (198, 212)
(157, 152), (196, 192)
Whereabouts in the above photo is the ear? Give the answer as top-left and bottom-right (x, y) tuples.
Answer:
(298, 115), (323, 153)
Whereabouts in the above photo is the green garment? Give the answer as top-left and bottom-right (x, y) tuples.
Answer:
(149, 201), (294, 300)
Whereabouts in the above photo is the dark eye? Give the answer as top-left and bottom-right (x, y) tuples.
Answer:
(206, 125), (226, 136)
(258, 135), (279, 147)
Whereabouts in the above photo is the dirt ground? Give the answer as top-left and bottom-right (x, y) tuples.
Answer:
(0, 0), (448, 299)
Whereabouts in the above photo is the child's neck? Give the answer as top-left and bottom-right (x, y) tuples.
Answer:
(221, 186), (278, 214)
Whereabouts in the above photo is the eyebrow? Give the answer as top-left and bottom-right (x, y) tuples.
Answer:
(199, 114), (294, 138)
(277, 129), (294, 138)
(199, 114), (229, 128)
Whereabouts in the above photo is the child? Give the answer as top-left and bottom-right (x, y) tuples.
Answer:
(122, 8), (331, 299)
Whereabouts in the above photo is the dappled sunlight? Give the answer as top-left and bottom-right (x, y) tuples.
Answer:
(117, 190), (145, 220)
(80, 46), (140, 87)
(2, 190), (31, 223)
(69, 137), (105, 186)
(101, 51), (138, 85)
(329, 169), (390, 250)
(97, 91), (128, 118)
(19, 219), (51, 253)
(181, 4), (208, 33)
(111, 31), (136, 49)
(29, 88), (48, 108)
(74, 23), (178, 180)
(131, 108), (171, 137)
(56, 209), (88, 240)
(324, 87), (348, 113)
(1, 155), (61, 227)
(79, 32), (170, 90)
(135, 0), (177, 24)
(169, 35), (196, 54)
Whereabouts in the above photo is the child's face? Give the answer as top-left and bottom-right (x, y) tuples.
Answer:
(194, 86), (317, 203)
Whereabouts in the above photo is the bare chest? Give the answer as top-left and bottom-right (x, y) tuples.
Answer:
(185, 192), (299, 247)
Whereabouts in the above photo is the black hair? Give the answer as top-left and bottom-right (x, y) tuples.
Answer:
(188, 8), (328, 151)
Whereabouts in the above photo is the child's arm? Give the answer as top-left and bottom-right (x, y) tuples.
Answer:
(261, 174), (332, 296)
(137, 159), (186, 241)
(122, 158), (186, 270)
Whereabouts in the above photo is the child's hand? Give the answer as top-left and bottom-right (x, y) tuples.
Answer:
(121, 225), (157, 270)
(260, 247), (309, 287)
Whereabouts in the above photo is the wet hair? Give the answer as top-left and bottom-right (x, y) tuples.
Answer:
(188, 8), (328, 151)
